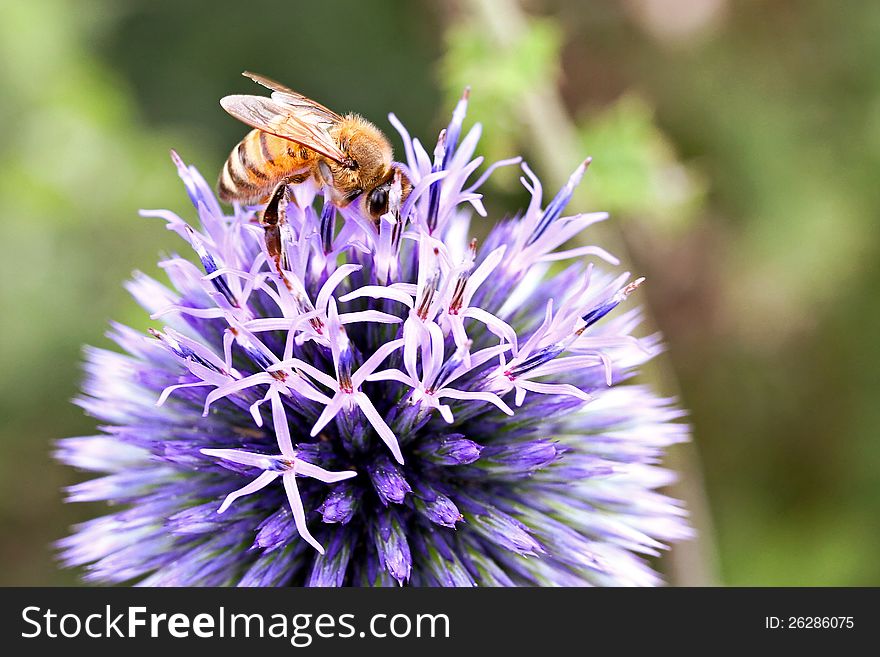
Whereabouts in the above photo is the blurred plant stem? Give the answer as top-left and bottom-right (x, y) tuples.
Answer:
(463, 0), (720, 586)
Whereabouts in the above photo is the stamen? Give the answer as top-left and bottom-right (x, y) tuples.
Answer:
(149, 328), (222, 373)
(266, 457), (296, 472)
(577, 277), (645, 334)
(228, 326), (278, 374)
(427, 340), (471, 393)
(389, 168), (405, 251)
(170, 149), (202, 210)
(526, 158), (591, 247)
(426, 129), (448, 233)
(291, 294), (324, 335)
(448, 239), (478, 314)
(336, 325), (354, 393)
(416, 248), (442, 320)
(443, 87), (470, 167)
(185, 226), (238, 308)
(504, 343), (565, 380)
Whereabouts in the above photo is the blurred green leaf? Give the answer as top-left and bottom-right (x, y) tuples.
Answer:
(577, 94), (704, 232)
(442, 17), (562, 163)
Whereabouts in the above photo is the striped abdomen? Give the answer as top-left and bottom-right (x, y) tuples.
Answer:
(217, 129), (316, 204)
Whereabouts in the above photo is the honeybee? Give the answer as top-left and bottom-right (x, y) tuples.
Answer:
(218, 71), (411, 224)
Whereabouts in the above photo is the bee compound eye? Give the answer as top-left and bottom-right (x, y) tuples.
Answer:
(368, 188), (388, 216)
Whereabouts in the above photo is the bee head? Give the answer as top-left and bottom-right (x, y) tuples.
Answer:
(363, 166), (413, 225)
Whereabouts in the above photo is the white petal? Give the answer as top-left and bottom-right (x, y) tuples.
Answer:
(165, 328), (229, 371)
(425, 322), (446, 383)
(282, 473), (324, 554)
(366, 368), (414, 386)
(201, 448), (281, 469)
(462, 307), (518, 352)
(310, 394), (346, 437)
(351, 338), (405, 388)
(156, 381), (210, 407)
(316, 264), (362, 313)
(354, 392), (404, 464)
(437, 388), (514, 416)
(464, 156), (523, 194)
(203, 373), (274, 416)
(270, 389), (295, 457)
(295, 460), (357, 483)
(339, 310), (403, 325)
(518, 379), (593, 403)
(243, 314), (319, 333)
(338, 285), (414, 308)
(517, 299), (554, 358)
(538, 244), (619, 265)
(462, 245), (506, 307)
(438, 404), (454, 423)
(215, 470), (279, 514)
(269, 358), (337, 390)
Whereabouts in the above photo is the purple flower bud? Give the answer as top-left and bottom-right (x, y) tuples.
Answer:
(527, 158), (590, 247)
(480, 440), (564, 476)
(464, 501), (545, 557)
(307, 529), (351, 586)
(412, 532), (475, 586)
(239, 544), (305, 587)
(166, 502), (227, 535)
(419, 435), (484, 466)
(319, 482), (359, 524)
(254, 507), (296, 551)
(367, 455), (412, 506)
(415, 484), (464, 528)
(371, 513), (412, 585)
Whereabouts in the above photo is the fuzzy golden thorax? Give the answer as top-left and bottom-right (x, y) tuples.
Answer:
(329, 114), (394, 203)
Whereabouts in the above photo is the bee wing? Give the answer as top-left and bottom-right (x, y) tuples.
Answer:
(242, 71), (343, 122)
(242, 71), (300, 95)
(220, 94), (348, 165)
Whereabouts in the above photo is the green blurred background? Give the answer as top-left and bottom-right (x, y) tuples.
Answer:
(1, 0), (878, 586)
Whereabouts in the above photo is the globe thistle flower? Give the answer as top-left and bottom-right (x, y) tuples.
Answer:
(56, 90), (691, 586)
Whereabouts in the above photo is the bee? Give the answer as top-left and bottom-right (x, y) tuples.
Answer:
(218, 71), (411, 225)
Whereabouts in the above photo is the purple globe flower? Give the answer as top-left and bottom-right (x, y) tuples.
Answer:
(56, 91), (691, 586)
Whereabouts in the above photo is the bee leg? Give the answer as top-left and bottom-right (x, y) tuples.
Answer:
(317, 161), (334, 188)
(261, 181), (291, 272)
(317, 160), (349, 207)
